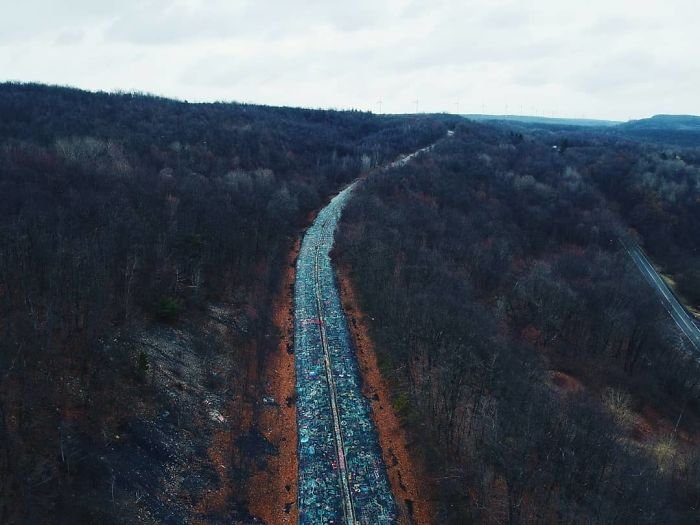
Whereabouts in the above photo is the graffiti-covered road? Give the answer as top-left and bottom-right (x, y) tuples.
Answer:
(294, 182), (395, 524)
(294, 141), (438, 524)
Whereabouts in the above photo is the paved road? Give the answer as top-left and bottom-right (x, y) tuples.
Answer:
(295, 182), (395, 525)
(294, 143), (442, 524)
(386, 142), (436, 169)
(622, 238), (700, 353)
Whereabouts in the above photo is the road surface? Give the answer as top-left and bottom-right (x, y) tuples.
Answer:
(294, 143), (440, 524)
(295, 182), (395, 524)
(622, 239), (700, 353)
(294, 189), (396, 525)
(294, 139), (450, 525)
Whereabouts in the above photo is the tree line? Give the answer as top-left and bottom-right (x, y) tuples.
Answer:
(0, 82), (456, 523)
(335, 122), (700, 523)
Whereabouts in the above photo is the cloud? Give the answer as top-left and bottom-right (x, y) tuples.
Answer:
(103, 0), (407, 45)
(0, 0), (699, 119)
(54, 30), (85, 46)
(0, 0), (143, 44)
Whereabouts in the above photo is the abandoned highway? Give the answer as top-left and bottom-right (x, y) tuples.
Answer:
(294, 181), (395, 524)
(293, 141), (439, 524)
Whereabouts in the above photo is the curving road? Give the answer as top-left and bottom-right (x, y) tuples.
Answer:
(294, 142), (441, 524)
(294, 182), (395, 524)
(622, 238), (700, 354)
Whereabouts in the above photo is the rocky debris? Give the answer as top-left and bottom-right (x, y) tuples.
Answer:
(63, 302), (261, 524)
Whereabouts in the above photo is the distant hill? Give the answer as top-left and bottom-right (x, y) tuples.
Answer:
(463, 114), (621, 128)
(619, 114), (700, 131)
(613, 114), (700, 147)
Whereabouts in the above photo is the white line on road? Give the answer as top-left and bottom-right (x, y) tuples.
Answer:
(622, 239), (700, 352)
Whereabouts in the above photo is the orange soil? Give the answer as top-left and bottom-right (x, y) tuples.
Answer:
(194, 430), (234, 523)
(546, 370), (699, 447)
(337, 266), (436, 525)
(247, 238), (300, 525)
(196, 342), (255, 524)
(634, 404), (698, 445)
(547, 370), (584, 394)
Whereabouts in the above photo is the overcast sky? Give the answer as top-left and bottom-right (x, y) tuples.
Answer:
(2, 0), (699, 120)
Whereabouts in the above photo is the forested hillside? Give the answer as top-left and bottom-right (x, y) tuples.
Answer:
(0, 83), (453, 524)
(2, 82), (699, 525)
(614, 115), (700, 147)
(588, 146), (700, 307)
(336, 123), (700, 523)
(495, 121), (700, 310)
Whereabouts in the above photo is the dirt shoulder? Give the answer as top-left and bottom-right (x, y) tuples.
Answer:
(337, 265), (436, 525)
(247, 238), (300, 525)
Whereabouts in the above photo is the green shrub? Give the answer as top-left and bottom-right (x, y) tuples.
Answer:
(392, 392), (411, 415)
(156, 296), (180, 322)
(136, 351), (149, 382)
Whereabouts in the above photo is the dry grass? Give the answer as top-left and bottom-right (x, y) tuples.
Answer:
(650, 436), (683, 473)
(660, 272), (700, 318)
(603, 388), (640, 431)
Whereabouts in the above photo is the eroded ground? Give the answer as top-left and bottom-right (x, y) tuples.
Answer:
(247, 239), (300, 524)
(337, 266), (436, 525)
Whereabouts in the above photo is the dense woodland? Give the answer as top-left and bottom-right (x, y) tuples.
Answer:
(336, 122), (700, 523)
(589, 145), (700, 305)
(0, 83), (453, 523)
(2, 83), (700, 524)
(511, 122), (700, 306)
